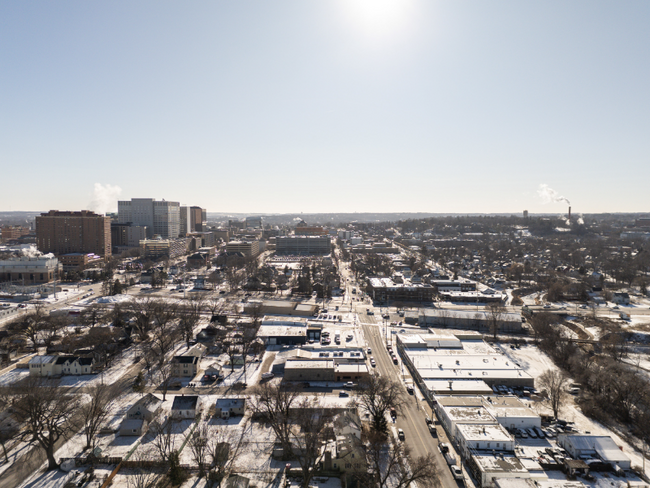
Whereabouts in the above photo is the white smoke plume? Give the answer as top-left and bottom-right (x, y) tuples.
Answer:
(538, 184), (570, 206)
(577, 216), (585, 225)
(89, 183), (122, 215)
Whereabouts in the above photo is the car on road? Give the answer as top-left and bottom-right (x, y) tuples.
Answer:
(344, 381), (355, 388)
(406, 385), (414, 394)
(370, 358), (376, 367)
(397, 428), (405, 440)
(450, 465), (463, 480)
(438, 442), (450, 454)
(428, 424), (437, 436)
(339, 391), (349, 397)
(367, 347), (372, 354)
(390, 408), (397, 419)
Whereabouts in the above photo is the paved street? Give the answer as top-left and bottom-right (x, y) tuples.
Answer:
(359, 309), (463, 488)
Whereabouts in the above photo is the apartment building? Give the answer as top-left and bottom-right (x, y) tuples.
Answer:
(36, 210), (111, 258)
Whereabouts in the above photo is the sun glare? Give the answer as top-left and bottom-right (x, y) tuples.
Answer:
(341, 0), (417, 42)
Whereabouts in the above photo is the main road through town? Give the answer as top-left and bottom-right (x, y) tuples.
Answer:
(357, 308), (464, 488)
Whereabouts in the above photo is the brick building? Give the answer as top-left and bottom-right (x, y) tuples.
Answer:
(36, 211), (111, 258)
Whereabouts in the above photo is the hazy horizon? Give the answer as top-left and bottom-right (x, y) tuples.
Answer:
(2, 1), (649, 214)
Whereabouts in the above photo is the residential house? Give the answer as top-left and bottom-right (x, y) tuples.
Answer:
(326, 434), (367, 479)
(171, 356), (200, 378)
(126, 393), (162, 422)
(28, 355), (94, 377)
(171, 395), (201, 419)
(56, 356), (94, 375)
(214, 397), (246, 419)
(28, 355), (57, 376)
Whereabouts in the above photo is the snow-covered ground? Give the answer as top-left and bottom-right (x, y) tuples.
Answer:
(0, 367), (30, 386)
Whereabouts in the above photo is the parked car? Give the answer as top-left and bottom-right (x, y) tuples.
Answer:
(339, 391), (349, 397)
(397, 428), (405, 440)
(450, 465), (463, 480)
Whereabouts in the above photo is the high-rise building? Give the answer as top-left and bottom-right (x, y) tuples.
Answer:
(180, 206), (192, 236)
(118, 198), (180, 239)
(190, 206), (205, 232)
(36, 210), (111, 257)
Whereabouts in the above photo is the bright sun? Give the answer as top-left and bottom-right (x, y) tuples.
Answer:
(341, 0), (417, 41)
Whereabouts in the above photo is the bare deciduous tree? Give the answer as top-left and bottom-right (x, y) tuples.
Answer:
(205, 422), (249, 486)
(486, 302), (507, 341)
(355, 374), (406, 436)
(291, 396), (334, 488)
(538, 369), (570, 419)
(10, 377), (81, 470)
(250, 382), (300, 458)
(179, 295), (204, 349)
(125, 452), (162, 488)
(147, 417), (178, 464)
(80, 383), (117, 450)
(358, 431), (440, 488)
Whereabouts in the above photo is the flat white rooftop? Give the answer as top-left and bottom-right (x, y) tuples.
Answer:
(457, 423), (512, 443)
(425, 379), (494, 395)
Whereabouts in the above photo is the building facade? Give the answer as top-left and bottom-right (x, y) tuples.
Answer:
(276, 236), (331, 256)
(36, 210), (111, 258)
(0, 256), (60, 284)
(226, 240), (260, 258)
(118, 198), (181, 239)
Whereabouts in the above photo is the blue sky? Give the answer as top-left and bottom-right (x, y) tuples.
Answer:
(1, 1), (648, 215)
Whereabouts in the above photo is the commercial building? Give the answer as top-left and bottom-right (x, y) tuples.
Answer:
(395, 330), (534, 400)
(367, 277), (436, 303)
(276, 236), (331, 256)
(468, 453), (531, 488)
(111, 222), (148, 251)
(557, 434), (631, 470)
(117, 198), (181, 239)
(58, 253), (104, 271)
(36, 210), (111, 258)
(0, 256), (60, 284)
(416, 309), (524, 334)
(140, 238), (190, 259)
(226, 240), (260, 258)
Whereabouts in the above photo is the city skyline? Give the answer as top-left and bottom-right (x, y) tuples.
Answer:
(1, 1), (649, 214)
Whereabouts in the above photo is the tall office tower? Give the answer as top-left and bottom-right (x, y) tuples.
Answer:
(180, 206), (192, 236)
(118, 198), (180, 239)
(36, 210), (111, 257)
(190, 206), (205, 232)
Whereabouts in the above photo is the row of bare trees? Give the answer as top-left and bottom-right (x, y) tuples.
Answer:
(250, 375), (439, 488)
(530, 312), (650, 441)
(0, 378), (118, 470)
